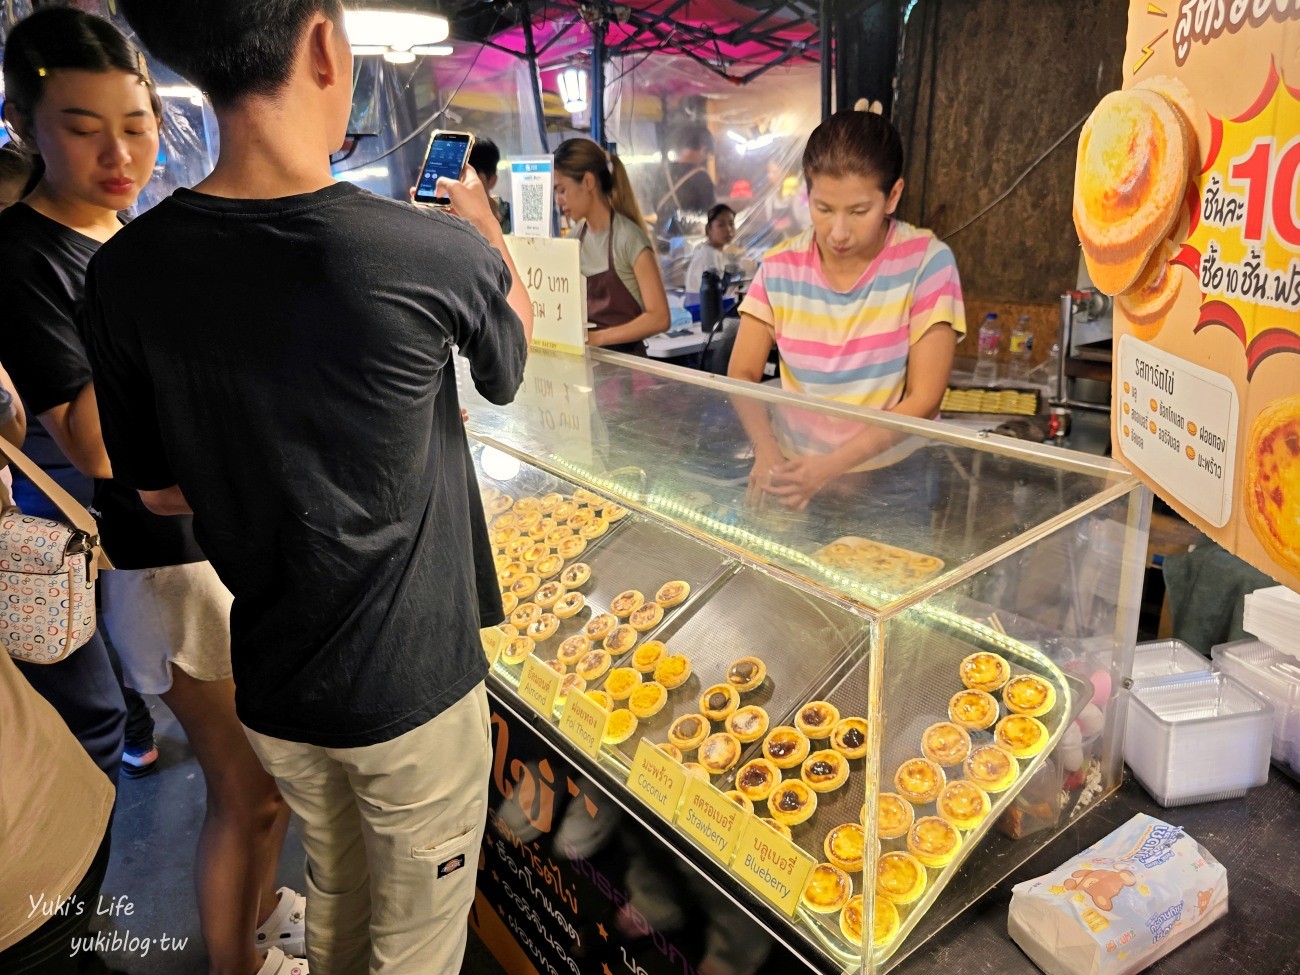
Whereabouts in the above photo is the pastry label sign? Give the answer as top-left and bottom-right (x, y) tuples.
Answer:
(518, 656), (561, 717)
(480, 625), (507, 667)
(1118, 335), (1239, 526)
(676, 776), (749, 863)
(626, 738), (688, 820)
(558, 691), (611, 758)
(504, 236), (586, 355)
(730, 816), (815, 916)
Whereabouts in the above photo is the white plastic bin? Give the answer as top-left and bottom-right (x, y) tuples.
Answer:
(1124, 672), (1273, 806)
(1130, 639), (1213, 684)
(1212, 638), (1300, 782)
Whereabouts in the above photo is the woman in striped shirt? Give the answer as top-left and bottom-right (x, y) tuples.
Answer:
(729, 110), (965, 509)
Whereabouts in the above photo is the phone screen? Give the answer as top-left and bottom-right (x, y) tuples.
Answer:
(414, 132), (472, 205)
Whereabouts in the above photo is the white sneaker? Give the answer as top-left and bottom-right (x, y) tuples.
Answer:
(257, 947), (309, 975)
(254, 887), (306, 958)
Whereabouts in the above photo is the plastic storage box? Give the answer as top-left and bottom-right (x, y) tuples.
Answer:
(1130, 639), (1212, 684)
(1125, 672), (1273, 806)
(1212, 639), (1300, 782)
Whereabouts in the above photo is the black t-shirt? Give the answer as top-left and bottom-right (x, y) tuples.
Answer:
(84, 183), (527, 747)
(0, 202), (205, 568)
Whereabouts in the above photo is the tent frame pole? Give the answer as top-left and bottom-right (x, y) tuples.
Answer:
(519, 2), (551, 151)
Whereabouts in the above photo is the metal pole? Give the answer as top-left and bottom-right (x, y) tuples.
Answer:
(819, 0), (833, 118)
(590, 19), (607, 146)
(518, 2), (550, 152)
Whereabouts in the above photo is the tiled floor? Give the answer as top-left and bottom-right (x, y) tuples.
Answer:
(97, 696), (507, 975)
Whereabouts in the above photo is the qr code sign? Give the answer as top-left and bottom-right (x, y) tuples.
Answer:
(519, 181), (546, 228)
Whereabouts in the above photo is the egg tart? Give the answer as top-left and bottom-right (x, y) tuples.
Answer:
(490, 529), (514, 549)
(500, 592), (519, 616)
(521, 542), (549, 566)
(725, 790), (755, 814)
(603, 709), (638, 745)
(668, 713), (710, 751)
(959, 651), (1011, 692)
(586, 690), (613, 711)
(493, 554), (511, 573)
(907, 816), (963, 868)
(489, 512), (516, 532)
(578, 518), (609, 540)
(496, 622), (519, 643)
(535, 581), (565, 609)
(801, 863), (852, 914)
(875, 792), (916, 839)
(801, 749), (850, 793)
(571, 488), (597, 506)
(653, 654), (692, 689)
(535, 554), (565, 579)
(528, 614), (561, 643)
(700, 684), (740, 721)
(557, 673), (587, 705)
(763, 727), (811, 769)
(557, 536), (587, 560)
(498, 561), (527, 586)
(760, 818), (793, 839)
(513, 497), (541, 515)
(935, 780), (990, 831)
(825, 822), (867, 872)
(540, 655), (563, 672)
(964, 744), (1019, 793)
(994, 714), (1049, 758)
(767, 780), (817, 827)
(510, 603), (541, 629)
(830, 717), (869, 760)
(603, 624), (638, 655)
(487, 495), (514, 516)
(511, 573), (541, 599)
(566, 509), (594, 531)
(610, 590), (645, 618)
(604, 503), (629, 522)
(545, 527), (574, 548)
(871, 897), (900, 948)
(501, 636), (535, 665)
(539, 492), (565, 513)
(838, 894), (865, 947)
(629, 602), (664, 633)
(735, 758), (781, 802)
(553, 501), (578, 521)
(557, 635), (590, 666)
(655, 580), (690, 608)
(1002, 675), (1056, 717)
(726, 657), (766, 692)
(604, 667), (642, 700)
(527, 518), (557, 542)
(584, 613), (617, 641)
(875, 851), (927, 905)
(726, 706), (769, 743)
(948, 689), (1000, 730)
(553, 592), (585, 619)
(921, 722), (972, 767)
(575, 649), (613, 682)
(796, 701), (840, 740)
(560, 562), (591, 589)
(631, 641), (667, 674)
(506, 535), (533, 558)
(682, 763), (711, 781)
(894, 758), (945, 804)
(628, 681), (668, 718)
(514, 512), (541, 533)
(699, 733), (743, 774)
(657, 742), (683, 762)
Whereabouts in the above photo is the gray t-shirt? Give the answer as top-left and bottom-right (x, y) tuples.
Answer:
(577, 212), (652, 310)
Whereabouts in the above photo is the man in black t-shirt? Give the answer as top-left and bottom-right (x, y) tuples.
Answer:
(85, 3), (531, 972)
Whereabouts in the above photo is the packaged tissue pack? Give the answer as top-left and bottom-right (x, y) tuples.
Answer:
(1008, 814), (1227, 975)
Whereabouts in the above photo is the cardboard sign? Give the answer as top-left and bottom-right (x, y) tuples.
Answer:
(626, 738), (689, 820)
(509, 157), (554, 238)
(730, 816), (816, 917)
(518, 656), (561, 717)
(675, 776), (749, 863)
(504, 236), (587, 355)
(480, 626), (507, 667)
(1081, 2), (1300, 588)
(558, 690), (611, 757)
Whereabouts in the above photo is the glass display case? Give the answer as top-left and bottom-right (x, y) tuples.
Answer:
(458, 348), (1150, 974)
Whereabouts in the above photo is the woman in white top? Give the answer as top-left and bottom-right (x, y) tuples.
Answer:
(684, 203), (736, 306)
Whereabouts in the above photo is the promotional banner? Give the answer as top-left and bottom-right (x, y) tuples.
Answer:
(1075, 1), (1300, 588)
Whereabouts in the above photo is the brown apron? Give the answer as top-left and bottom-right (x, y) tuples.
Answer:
(580, 217), (647, 356)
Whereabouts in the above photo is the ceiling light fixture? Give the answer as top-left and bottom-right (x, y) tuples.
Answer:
(344, 8), (450, 60)
(383, 50), (417, 63)
(557, 66), (589, 113)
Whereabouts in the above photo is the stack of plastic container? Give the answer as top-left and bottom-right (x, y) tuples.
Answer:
(1123, 639), (1274, 806)
(1242, 586), (1300, 659)
(1212, 639), (1300, 782)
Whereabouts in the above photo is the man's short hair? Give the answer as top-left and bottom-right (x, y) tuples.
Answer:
(119, 0), (343, 107)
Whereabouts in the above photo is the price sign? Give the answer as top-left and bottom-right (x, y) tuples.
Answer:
(675, 776), (749, 864)
(518, 656), (561, 717)
(730, 817), (816, 916)
(626, 738), (688, 820)
(559, 690), (611, 757)
(504, 236), (586, 355)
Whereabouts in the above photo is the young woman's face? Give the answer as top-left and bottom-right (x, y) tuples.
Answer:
(706, 210), (735, 248)
(554, 171), (599, 223)
(24, 68), (159, 211)
(808, 172), (903, 262)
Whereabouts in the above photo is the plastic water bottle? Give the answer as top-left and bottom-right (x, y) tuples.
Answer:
(1009, 315), (1034, 382)
(972, 313), (1001, 385)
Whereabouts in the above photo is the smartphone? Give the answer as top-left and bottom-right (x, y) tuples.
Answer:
(413, 130), (475, 207)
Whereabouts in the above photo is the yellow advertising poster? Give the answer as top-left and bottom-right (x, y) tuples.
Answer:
(1077, 1), (1300, 587)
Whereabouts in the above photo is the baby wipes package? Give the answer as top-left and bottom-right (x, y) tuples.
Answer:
(1008, 814), (1227, 975)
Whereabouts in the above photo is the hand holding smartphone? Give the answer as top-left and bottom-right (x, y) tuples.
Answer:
(414, 130), (475, 207)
